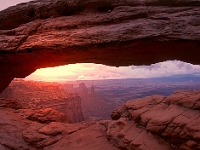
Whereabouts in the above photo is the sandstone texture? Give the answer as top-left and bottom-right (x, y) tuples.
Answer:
(0, 98), (22, 110)
(0, 79), (84, 123)
(0, 0), (200, 93)
(1, 89), (200, 149)
(0, 104), (117, 150)
(110, 89), (200, 150)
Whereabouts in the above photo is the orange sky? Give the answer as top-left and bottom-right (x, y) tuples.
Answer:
(24, 61), (200, 82)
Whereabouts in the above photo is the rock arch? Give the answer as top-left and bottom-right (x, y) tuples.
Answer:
(0, 0), (200, 92)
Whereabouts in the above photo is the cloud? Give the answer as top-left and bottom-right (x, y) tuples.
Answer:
(130, 60), (200, 78)
(25, 61), (200, 82)
(0, 0), (32, 11)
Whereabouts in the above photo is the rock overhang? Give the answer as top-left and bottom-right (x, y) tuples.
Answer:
(0, 0), (200, 93)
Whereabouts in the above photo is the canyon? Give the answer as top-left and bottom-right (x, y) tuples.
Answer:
(0, 0), (200, 93)
(0, 0), (200, 149)
(1, 77), (200, 149)
(0, 79), (84, 123)
(1, 89), (200, 149)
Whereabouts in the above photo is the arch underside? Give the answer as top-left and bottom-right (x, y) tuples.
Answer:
(0, 0), (200, 92)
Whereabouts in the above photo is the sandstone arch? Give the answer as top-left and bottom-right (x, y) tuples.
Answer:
(0, 0), (200, 92)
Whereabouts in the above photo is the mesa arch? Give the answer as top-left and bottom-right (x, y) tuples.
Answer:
(0, 0), (200, 93)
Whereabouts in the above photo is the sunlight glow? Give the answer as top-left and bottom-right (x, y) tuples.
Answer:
(24, 61), (200, 82)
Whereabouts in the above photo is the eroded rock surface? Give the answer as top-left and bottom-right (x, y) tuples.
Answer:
(0, 104), (117, 150)
(0, 0), (200, 93)
(110, 89), (200, 150)
(1, 89), (200, 149)
(0, 79), (84, 123)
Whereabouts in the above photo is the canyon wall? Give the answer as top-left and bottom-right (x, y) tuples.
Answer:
(77, 83), (110, 121)
(0, 79), (84, 123)
(1, 89), (200, 149)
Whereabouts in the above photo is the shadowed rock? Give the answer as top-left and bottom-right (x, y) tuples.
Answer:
(0, 0), (200, 93)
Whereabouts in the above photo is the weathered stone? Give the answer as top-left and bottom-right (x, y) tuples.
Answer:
(44, 123), (118, 150)
(26, 108), (71, 123)
(0, 0), (200, 93)
(109, 89), (200, 149)
(22, 126), (63, 149)
(0, 98), (22, 109)
(106, 118), (171, 150)
(0, 79), (84, 123)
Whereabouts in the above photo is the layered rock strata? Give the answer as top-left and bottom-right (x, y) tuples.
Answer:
(0, 0), (200, 93)
(109, 89), (200, 150)
(77, 83), (109, 121)
(1, 89), (200, 149)
(0, 104), (117, 150)
(0, 79), (84, 123)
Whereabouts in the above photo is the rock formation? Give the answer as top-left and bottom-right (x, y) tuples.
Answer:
(0, 79), (84, 123)
(109, 89), (200, 150)
(0, 0), (200, 93)
(77, 83), (110, 121)
(1, 89), (200, 149)
(0, 0), (200, 149)
(0, 101), (117, 150)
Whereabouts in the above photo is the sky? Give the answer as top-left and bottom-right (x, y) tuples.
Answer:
(2, 1), (200, 82)
(0, 0), (33, 11)
(24, 61), (200, 82)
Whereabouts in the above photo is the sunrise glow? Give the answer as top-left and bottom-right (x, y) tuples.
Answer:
(24, 61), (200, 82)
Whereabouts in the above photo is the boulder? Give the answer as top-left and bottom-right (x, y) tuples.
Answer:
(26, 108), (71, 123)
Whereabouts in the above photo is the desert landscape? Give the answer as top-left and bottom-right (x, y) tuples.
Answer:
(0, 0), (200, 149)
(1, 76), (200, 149)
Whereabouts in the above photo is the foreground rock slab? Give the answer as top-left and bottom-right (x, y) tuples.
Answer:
(110, 90), (200, 150)
(0, 103), (118, 150)
(1, 90), (200, 149)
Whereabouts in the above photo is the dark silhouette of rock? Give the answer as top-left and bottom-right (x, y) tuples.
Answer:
(0, 0), (200, 93)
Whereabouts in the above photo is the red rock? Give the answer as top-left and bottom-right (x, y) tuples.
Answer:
(1, 89), (200, 149)
(0, 98), (22, 109)
(0, 106), (113, 150)
(0, 79), (84, 123)
(0, 0), (200, 93)
(44, 123), (118, 150)
(110, 89), (200, 149)
(26, 108), (71, 123)
(106, 118), (171, 150)
(22, 126), (63, 149)
(77, 83), (108, 121)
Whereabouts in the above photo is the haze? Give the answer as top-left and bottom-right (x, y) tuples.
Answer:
(24, 61), (200, 82)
